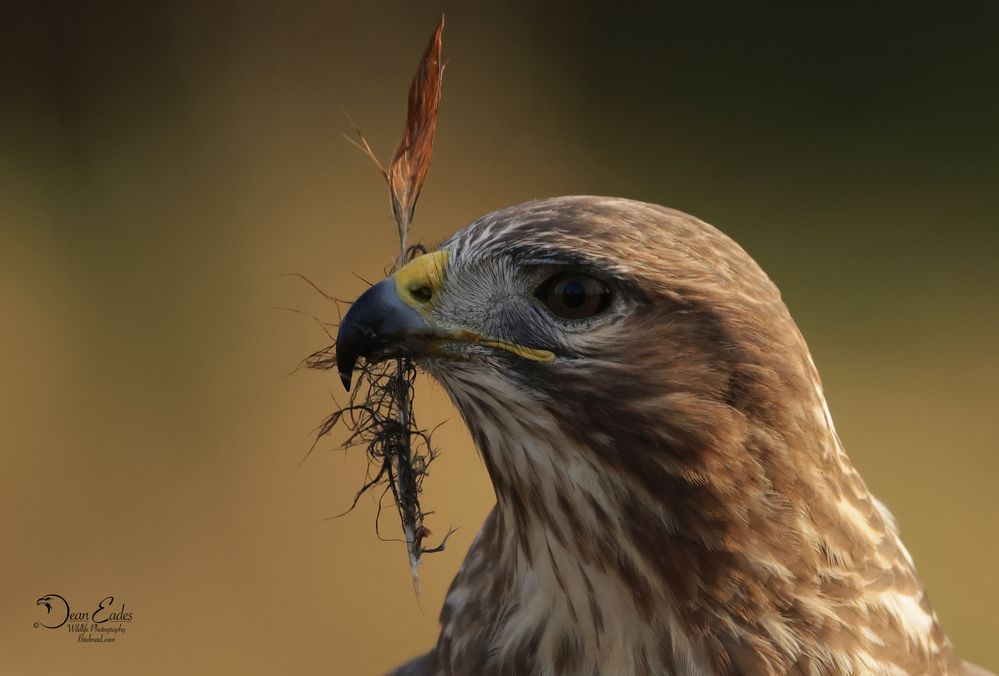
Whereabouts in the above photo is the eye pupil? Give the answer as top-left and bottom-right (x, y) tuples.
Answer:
(559, 280), (586, 308)
(535, 272), (612, 320)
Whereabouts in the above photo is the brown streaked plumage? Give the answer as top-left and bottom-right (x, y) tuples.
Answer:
(335, 196), (988, 675)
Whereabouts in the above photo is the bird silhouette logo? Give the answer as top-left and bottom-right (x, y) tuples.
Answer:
(35, 594), (69, 629)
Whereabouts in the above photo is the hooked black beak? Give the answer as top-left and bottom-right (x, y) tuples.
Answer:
(335, 279), (431, 391)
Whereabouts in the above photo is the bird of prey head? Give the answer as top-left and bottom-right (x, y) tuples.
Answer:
(336, 196), (978, 675)
(36, 593), (70, 629)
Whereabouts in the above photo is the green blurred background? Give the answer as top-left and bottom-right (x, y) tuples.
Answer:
(1, 2), (996, 673)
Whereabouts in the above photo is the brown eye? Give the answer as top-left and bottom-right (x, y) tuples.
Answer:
(535, 272), (612, 320)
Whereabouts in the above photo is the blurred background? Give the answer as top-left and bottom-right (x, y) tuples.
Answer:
(1, 2), (997, 673)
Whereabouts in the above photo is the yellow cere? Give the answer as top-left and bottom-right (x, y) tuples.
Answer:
(393, 250), (450, 315)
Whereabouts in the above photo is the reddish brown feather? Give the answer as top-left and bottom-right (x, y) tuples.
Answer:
(389, 16), (444, 260)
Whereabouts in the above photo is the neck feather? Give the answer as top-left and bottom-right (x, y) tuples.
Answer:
(431, 363), (959, 675)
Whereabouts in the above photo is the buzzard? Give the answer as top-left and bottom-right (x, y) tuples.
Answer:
(335, 196), (988, 675)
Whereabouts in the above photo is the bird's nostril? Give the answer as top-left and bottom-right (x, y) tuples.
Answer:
(409, 285), (433, 303)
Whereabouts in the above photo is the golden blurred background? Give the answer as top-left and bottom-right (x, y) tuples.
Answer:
(1, 2), (997, 674)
